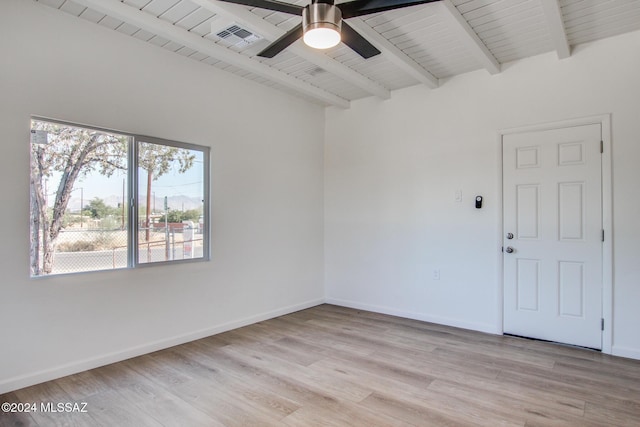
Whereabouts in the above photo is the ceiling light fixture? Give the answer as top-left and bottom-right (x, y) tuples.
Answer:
(302, 1), (342, 49)
(217, 0), (440, 59)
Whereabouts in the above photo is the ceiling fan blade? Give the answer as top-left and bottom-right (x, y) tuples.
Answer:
(340, 0), (441, 19)
(257, 23), (304, 58)
(341, 22), (381, 58)
(216, 0), (303, 15)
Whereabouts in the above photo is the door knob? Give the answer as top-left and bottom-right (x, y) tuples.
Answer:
(505, 246), (515, 253)
(506, 232), (514, 239)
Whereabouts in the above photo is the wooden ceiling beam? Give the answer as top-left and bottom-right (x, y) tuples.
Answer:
(440, 0), (501, 75)
(539, 0), (571, 59)
(72, 0), (350, 108)
(346, 17), (439, 89)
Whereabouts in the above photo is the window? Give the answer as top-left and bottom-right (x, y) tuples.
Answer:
(29, 118), (209, 277)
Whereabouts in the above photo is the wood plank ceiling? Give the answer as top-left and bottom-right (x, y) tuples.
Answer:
(33, 0), (640, 108)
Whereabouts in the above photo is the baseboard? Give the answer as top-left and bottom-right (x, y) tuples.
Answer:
(325, 298), (499, 335)
(0, 298), (325, 395)
(611, 345), (640, 361)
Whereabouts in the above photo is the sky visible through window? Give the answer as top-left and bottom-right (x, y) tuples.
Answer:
(53, 151), (205, 213)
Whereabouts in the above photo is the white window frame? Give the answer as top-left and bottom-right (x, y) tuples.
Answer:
(30, 116), (211, 276)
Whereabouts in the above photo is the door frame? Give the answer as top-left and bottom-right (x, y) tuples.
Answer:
(496, 114), (612, 354)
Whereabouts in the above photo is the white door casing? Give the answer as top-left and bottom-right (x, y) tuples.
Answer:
(503, 123), (603, 349)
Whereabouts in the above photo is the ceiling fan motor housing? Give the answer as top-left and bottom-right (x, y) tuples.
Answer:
(303, 2), (342, 34)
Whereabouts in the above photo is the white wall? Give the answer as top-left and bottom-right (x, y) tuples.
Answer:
(325, 31), (640, 358)
(0, 0), (325, 393)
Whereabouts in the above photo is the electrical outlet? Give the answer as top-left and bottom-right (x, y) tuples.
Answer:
(433, 269), (440, 280)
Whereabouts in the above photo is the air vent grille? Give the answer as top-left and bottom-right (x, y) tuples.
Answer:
(215, 24), (261, 46)
(305, 66), (327, 77)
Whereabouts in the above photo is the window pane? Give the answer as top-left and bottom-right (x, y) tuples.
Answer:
(30, 119), (129, 276)
(137, 141), (205, 264)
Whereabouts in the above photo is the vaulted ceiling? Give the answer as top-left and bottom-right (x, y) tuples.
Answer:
(34, 0), (640, 108)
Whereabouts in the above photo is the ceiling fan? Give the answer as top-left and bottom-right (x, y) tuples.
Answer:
(216, 0), (442, 59)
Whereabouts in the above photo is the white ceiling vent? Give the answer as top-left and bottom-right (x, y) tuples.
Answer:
(215, 24), (262, 46)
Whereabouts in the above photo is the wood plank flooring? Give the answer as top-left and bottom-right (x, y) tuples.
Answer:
(2, 304), (640, 426)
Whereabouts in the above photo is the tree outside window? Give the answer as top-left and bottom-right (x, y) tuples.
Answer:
(29, 118), (209, 277)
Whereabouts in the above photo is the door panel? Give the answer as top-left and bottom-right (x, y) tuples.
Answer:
(558, 182), (585, 240)
(516, 184), (540, 239)
(516, 259), (540, 311)
(559, 261), (584, 317)
(503, 124), (602, 349)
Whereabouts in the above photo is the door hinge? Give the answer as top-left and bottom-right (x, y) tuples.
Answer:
(600, 140), (604, 153)
(601, 318), (605, 331)
(501, 246), (504, 253)
(602, 229), (605, 242)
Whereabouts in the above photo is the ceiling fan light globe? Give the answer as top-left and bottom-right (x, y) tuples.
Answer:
(303, 27), (341, 49)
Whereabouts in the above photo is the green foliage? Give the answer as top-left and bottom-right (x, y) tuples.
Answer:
(182, 209), (201, 222)
(158, 210), (183, 223)
(85, 197), (119, 219)
(139, 142), (195, 180)
(32, 121), (128, 181)
(158, 208), (201, 223)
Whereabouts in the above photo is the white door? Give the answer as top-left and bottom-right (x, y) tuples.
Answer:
(503, 124), (603, 349)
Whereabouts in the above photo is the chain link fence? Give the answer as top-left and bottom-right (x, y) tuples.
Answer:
(46, 223), (203, 274)
(137, 223), (204, 264)
(49, 227), (128, 274)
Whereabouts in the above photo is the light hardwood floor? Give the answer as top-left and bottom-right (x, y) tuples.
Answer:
(1, 304), (640, 426)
